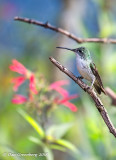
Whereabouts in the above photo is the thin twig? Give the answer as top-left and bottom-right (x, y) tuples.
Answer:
(14, 16), (116, 44)
(106, 87), (116, 106)
(49, 57), (116, 138)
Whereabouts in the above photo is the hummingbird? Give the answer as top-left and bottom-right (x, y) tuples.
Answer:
(56, 46), (106, 95)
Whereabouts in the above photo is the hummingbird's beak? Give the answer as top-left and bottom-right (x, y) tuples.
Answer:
(56, 47), (75, 52)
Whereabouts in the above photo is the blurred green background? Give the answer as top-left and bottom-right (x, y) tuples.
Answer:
(1, 0), (116, 160)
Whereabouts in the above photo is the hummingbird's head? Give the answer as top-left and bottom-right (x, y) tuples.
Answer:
(73, 47), (87, 58)
(56, 46), (90, 59)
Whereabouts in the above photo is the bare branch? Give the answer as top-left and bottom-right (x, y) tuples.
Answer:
(106, 87), (116, 106)
(49, 57), (116, 138)
(14, 16), (116, 44)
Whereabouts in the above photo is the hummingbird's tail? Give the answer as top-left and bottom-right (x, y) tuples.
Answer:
(94, 84), (106, 95)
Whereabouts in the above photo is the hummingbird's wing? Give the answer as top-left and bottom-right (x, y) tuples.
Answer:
(90, 63), (106, 95)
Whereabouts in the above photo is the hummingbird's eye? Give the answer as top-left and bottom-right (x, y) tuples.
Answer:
(78, 49), (83, 54)
(78, 49), (82, 53)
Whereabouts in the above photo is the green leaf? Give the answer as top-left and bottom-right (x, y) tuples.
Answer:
(50, 144), (66, 152)
(55, 139), (77, 153)
(46, 123), (73, 139)
(43, 146), (54, 160)
(29, 137), (54, 159)
(29, 136), (44, 146)
(17, 108), (45, 138)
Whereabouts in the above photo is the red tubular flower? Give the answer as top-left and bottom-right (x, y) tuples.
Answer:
(29, 74), (38, 94)
(11, 76), (25, 91)
(49, 80), (69, 97)
(50, 80), (78, 112)
(9, 59), (38, 94)
(12, 94), (27, 104)
(58, 94), (78, 103)
(58, 94), (78, 112)
(9, 59), (27, 75)
(61, 101), (77, 112)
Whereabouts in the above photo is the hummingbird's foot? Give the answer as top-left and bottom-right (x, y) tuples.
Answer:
(83, 87), (87, 92)
(90, 78), (95, 89)
(89, 86), (93, 90)
(77, 76), (83, 80)
(84, 86), (93, 92)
